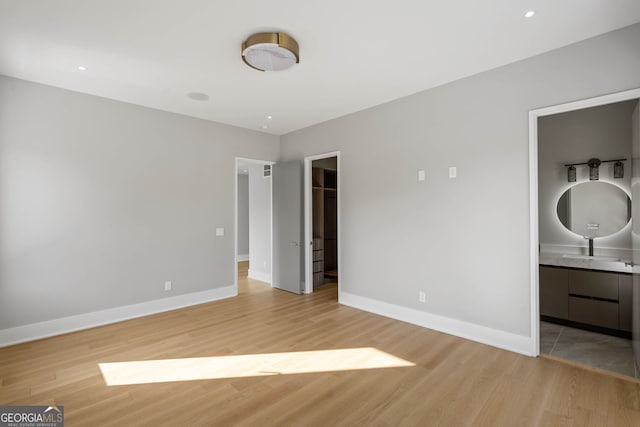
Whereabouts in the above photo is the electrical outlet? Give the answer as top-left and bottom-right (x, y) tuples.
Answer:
(449, 167), (457, 178)
(418, 170), (425, 181)
(263, 261), (267, 269)
(164, 281), (172, 291)
(419, 291), (426, 303)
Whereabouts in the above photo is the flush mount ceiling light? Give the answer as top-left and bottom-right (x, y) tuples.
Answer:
(241, 32), (299, 72)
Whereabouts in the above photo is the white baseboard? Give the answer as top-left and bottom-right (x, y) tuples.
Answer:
(236, 254), (249, 262)
(339, 291), (535, 356)
(248, 270), (272, 284)
(0, 285), (237, 348)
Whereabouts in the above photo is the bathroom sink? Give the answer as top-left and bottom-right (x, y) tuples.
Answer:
(539, 253), (634, 273)
(561, 254), (623, 262)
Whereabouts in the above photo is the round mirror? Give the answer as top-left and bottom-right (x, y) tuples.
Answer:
(557, 181), (631, 238)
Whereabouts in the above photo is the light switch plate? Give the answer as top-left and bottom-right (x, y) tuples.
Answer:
(419, 291), (426, 303)
(216, 227), (225, 236)
(418, 170), (425, 181)
(449, 167), (457, 178)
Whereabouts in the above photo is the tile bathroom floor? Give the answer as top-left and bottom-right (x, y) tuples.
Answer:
(540, 321), (637, 378)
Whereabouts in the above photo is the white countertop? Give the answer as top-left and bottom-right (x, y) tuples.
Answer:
(539, 253), (633, 273)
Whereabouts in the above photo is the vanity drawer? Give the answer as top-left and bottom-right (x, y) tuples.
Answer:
(568, 270), (618, 301)
(569, 296), (619, 329)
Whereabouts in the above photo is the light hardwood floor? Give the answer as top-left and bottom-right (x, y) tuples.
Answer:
(2, 267), (640, 426)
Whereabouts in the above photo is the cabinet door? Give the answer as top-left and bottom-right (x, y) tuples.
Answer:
(539, 266), (569, 319)
(569, 297), (619, 329)
(619, 274), (632, 332)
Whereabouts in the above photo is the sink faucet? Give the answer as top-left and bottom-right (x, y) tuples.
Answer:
(586, 237), (594, 256)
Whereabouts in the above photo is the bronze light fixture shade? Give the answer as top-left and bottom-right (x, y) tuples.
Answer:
(241, 32), (299, 72)
(614, 161), (624, 179)
(588, 158), (601, 181)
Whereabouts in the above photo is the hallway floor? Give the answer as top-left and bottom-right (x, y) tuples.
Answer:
(540, 321), (637, 378)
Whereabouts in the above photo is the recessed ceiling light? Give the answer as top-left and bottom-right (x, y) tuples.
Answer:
(77, 65), (87, 71)
(187, 92), (210, 101)
(524, 10), (536, 18)
(242, 169), (248, 173)
(261, 125), (269, 130)
(267, 115), (273, 120)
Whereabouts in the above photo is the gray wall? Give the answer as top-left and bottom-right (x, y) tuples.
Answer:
(237, 174), (249, 257)
(538, 101), (635, 255)
(248, 163), (271, 281)
(0, 76), (279, 329)
(280, 23), (640, 337)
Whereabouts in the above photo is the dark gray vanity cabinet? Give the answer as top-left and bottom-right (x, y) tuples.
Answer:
(539, 265), (631, 333)
(619, 275), (632, 331)
(539, 266), (568, 319)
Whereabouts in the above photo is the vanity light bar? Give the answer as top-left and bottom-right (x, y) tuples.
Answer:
(564, 158), (627, 182)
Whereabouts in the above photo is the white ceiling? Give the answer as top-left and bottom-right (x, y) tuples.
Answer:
(1, 1), (639, 135)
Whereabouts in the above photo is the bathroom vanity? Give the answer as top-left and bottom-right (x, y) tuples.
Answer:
(538, 175), (634, 338)
(539, 260), (632, 336)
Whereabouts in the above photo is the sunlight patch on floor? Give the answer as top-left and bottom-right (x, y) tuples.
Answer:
(99, 347), (414, 385)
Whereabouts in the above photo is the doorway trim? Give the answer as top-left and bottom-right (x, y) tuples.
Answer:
(528, 87), (640, 356)
(234, 157), (275, 294)
(304, 151), (341, 295)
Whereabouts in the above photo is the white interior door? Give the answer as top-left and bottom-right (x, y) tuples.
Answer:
(631, 101), (640, 367)
(272, 160), (304, 294)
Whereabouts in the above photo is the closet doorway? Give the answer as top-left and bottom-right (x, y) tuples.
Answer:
(304, 152), (340, 295)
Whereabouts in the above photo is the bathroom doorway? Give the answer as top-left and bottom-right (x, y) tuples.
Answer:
(530, 90), (640, 378)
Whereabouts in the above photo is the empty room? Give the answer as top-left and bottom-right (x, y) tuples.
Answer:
(1, 1), (640, 426)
